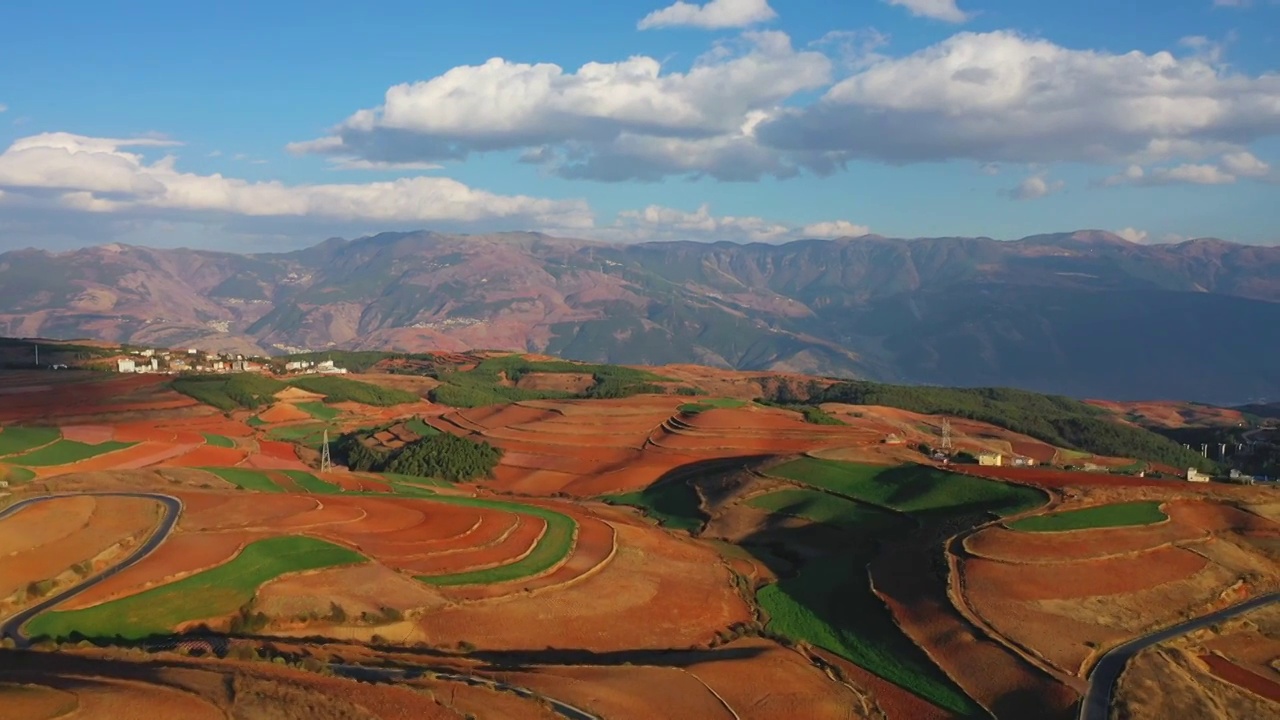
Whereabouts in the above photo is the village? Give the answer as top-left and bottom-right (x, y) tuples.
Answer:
(112, 347), (349, 377)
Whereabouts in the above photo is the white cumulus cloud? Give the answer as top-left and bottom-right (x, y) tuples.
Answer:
(1009, 172), (1064, 200)
(0, 132), (592, 229)
(607, 203), (867, 243)
(1115, 227), (1150, 243)
(756, 30), (1280, 169)
(638, 0), (777, 30)
(290, 31), (830, 182)
(886, 0), (971, 23)
(1101, 151), (1270, 186)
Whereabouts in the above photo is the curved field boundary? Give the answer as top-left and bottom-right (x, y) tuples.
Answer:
(1200, 653), (1280, 703)
(25, 535), (367, 640)
(390, 512), (519, 557)
(10, 440), (136, 467)
(201, 433), (235, 448)
(0, 427), (61, 457)
(448, 516), (619, 603)
(201, 467), (284, 493)
(1007, 501), (1168, 533)
(397, 516), (548, 575)
(414, 503), (574, 587)
(280, 470), (342, 494)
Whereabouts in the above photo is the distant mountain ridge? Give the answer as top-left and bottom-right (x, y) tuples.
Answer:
(2, 229), (1278, 404)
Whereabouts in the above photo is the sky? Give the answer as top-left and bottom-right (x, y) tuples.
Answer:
(0, 0), (1278, 251)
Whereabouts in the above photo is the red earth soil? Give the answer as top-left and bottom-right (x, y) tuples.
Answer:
(871, 538), (1080, 718)
(1009, 440), (1058, 463)
(166, 446), (248, 467)
(812, 648), (955, 720)
(0, 496), (96, 558)
(177, 493), (320, 532)
(963, 545), (1209, 602)
(60, 531), (264, 609)
(54, 442), (197, 472)
(1172, 501), (1279, 535)
(268, 500), (369, 530)
(374, 511), (514, 554)
(398, 515), (547, 575)
(487, 466), (584, 495)
(240, 453), (310, 471)
(112, 423), (178, 443)
(1200, 655), (1280, 702)
(257, 403), (313, 423)
(59, 425), (115, 443)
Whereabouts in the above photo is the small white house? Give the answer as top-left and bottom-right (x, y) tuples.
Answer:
(1186, 468), (1211, 483)
(117, 358), (136, 373)
(977, 452), (1003, 466)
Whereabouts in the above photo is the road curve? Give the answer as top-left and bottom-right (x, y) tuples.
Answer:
(0, 491), (182, 647)
(1079, 591), (1280, 720)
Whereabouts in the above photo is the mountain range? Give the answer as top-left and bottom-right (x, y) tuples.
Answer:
(2, 229), (1279, 404)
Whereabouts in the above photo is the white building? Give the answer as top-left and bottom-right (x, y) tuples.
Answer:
(977, 452), (1003, 466)
(1186, 468), (1211, 483)
(117, 358), (136, 373)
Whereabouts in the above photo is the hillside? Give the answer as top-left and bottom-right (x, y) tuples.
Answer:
(3, 230), (1280, 403)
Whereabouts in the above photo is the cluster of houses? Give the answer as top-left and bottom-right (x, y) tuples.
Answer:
(975, 451), (1036, 467)
(112, 347), (347, 376)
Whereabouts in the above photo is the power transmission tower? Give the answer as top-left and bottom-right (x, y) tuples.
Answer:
(320, 429), (332, 473)
(941, 419), (953, 454)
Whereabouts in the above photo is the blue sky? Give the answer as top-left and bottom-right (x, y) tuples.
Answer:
(0, 0), (1277, 250)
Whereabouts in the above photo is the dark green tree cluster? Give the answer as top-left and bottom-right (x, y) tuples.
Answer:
(334, 429), (501, 482)
(813, 381), (1215, 471)
(289, 376), (418, 406)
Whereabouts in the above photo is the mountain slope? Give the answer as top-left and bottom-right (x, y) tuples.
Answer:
(2, 229), (1278, 403)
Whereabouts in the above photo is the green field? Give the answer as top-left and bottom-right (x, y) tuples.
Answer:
(201, 433), (235, 448)
(265, 422), (337, 451)
(289, 376), (418, 406)
(171, 374), (286, 411)
(26, 536), (366, 640)
(10, 440), (135, 467)
(758, 552), (983, 717)
(280, 470), (341, 494)
(769, 458), (1046, 519)
(414, 503), (575, 586)
(403, 416), (440, 437)
(203, 467), (283, 493)
(1008, 501), (1168, 532)
(745, 489), (909, 533)
(377, 472), (452, 489)
(0, 427), (60, 456)
(0, 464), (36, 483)
(602, 480), (705, 531)
(296, 401), (341, 421)
(678, 398), (747, 413)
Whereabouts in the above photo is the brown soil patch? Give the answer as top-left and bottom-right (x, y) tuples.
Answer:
(256, 563), (447, 619)
(258, 441), (299, 461)
(0, 495), (97, 557)
(515, 372), (596, 393)
(1201, 654), (1280, 702)
(62, 442), (196, 472)
(273, 386), (326, 402)
(497, 664), (736, 720)
(60, 424), (115, 444)
(399, 515), (546, 575)
(166, 446), (247, 467)
(178, 494), (319, 532)
(258, 403), (312, 423)
(964, 546), (1209, 602)
(418, 522), (750, 649)
(967, 510), (1206, 563)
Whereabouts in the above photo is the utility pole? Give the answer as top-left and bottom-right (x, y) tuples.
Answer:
(941, 419), (953, 454)
(34, 344), (38, 367)
(320, 429), (332, 473)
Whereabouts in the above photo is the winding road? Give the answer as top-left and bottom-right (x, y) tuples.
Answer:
(0, 492), (183, 647)
(1079, 591), (1280, 720)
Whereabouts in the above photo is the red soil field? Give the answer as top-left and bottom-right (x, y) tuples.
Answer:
(968, 514), (1207, 563)
(179, 417), (256, 437)
(872, 538), (1079, 718)
(963, 546), (1209, 602)
(500, 664), (737, 720)
(257, 441), (299, 461)
(1173, 501), (1279, 535)
(320, 474), (367, 492)
(0, 497), (162, 599)
(372, 511), (513, 554)
(59, 424), (115, 443)
(60, 531), (263, 609)
(258, 403), (313, 423)
(488, 465), (583, 494)
(241, 452), (310, 471)
(269, 500), (369, 530)
(1009, 440), (1058, 463)
(0, 495), (96, 558)
(1201, 654), (1280, 702)
(166, 446), (247, 467)
(112, 423), (178, 443)
(178, 494), (320, 532)
(55, 441), (197, 472)
(398, 515), (547, 575)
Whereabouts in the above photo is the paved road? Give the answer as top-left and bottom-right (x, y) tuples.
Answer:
(0, 492), (182, 647)
(1079, 591), (1280, 720)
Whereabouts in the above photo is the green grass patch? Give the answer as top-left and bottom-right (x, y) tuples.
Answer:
(414, 501), (575, 586)
(403, 416), (440, 437)
(759, 552), (983, 717)
(265, 422), (337, 451)
(769, 458), (1046, 519)
(745, 489), (908, 533)
(1008, 501), (1167, 532)
(679, 397), (747, 413)
(289, 376), (418, 406)
(247, 415), (266, 428)
(11, 440), (135, 467)
(280, 470), (342, 495)
(0, 427), (60, 456)
(295, 401), (341, 421)
(202, 433), (235, 448)
(203, 467), (283, 493)
(0, 464), (36, 484)
(377, 472), (452, 488)
(602, 480), (705, 531)
(25, 536), (366, 640)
